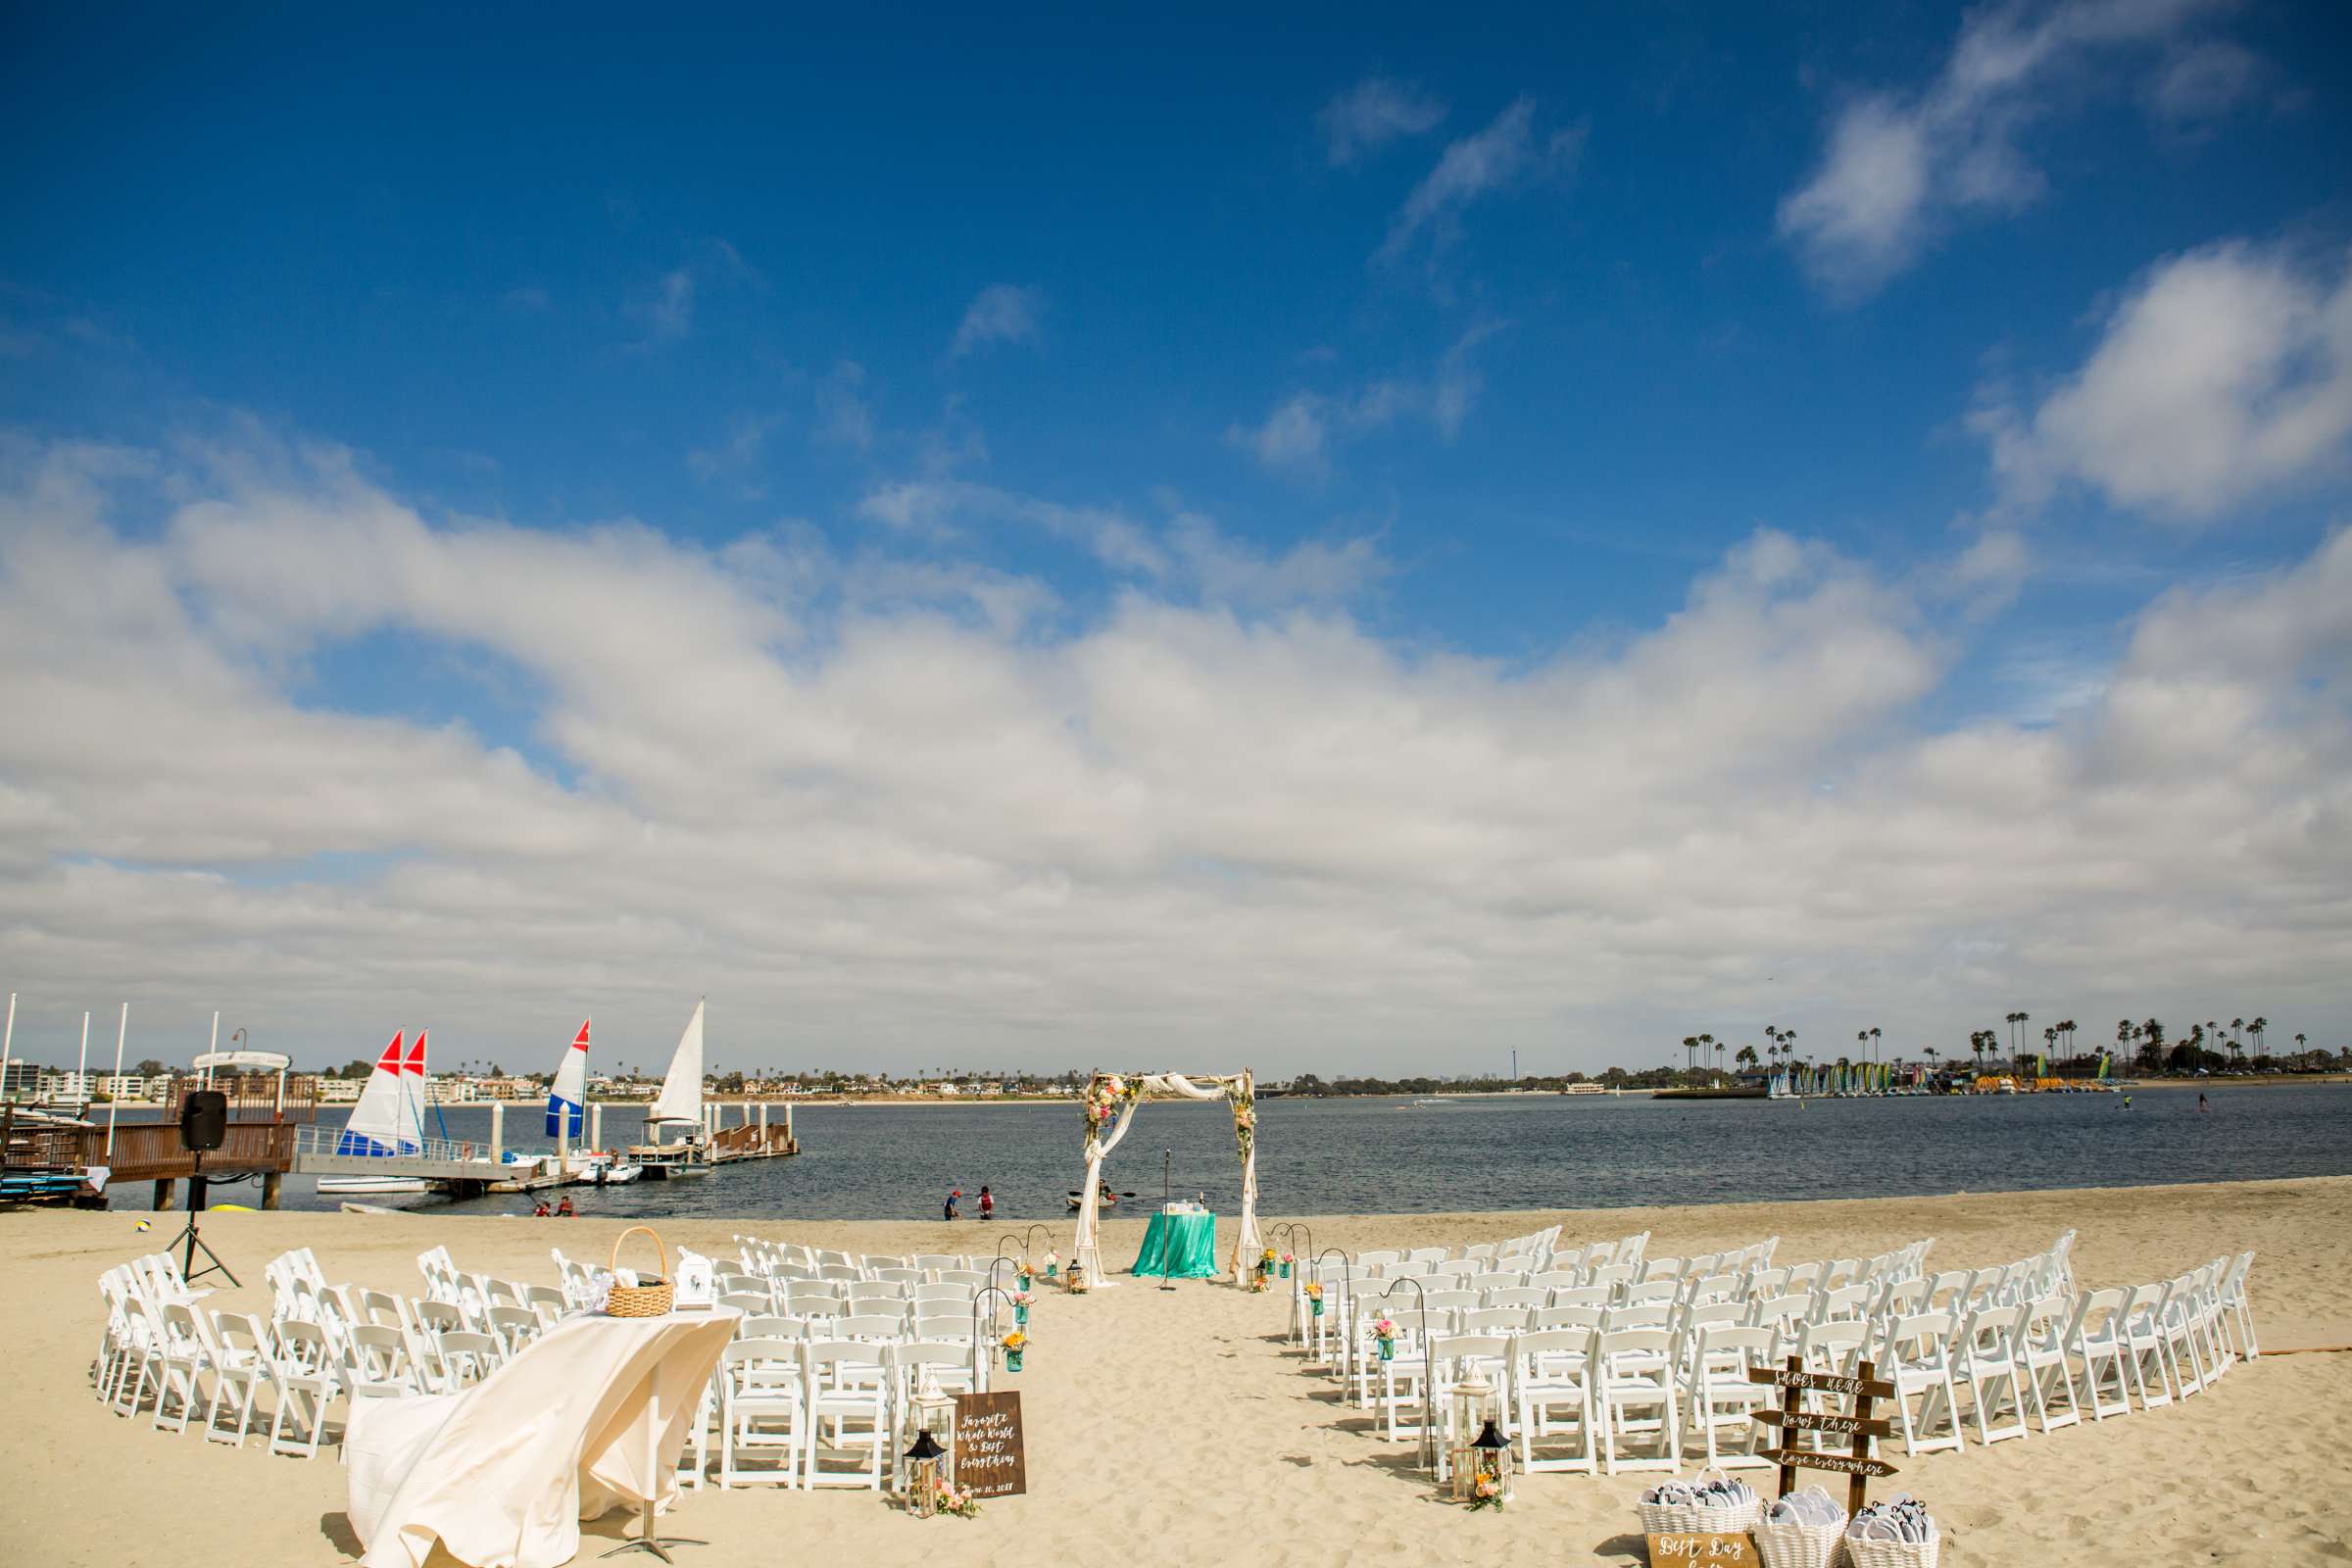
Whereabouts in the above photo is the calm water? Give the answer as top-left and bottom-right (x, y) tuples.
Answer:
(106, 1083), (2352, 1221)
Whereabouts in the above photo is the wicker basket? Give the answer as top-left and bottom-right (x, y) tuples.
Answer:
(604, 1224), (674, 1317)
(1753, 1489), (1848, 1568)
(1635, 1468), (1765, 1536)
(1841, 1527), (1938, 1568)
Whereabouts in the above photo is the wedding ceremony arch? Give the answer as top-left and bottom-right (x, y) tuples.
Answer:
(1071, 1071), (1261, 1287)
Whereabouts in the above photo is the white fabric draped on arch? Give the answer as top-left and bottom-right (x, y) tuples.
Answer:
(1072, 1071), (1260, 1287)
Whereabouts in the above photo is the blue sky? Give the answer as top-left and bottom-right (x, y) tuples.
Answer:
(2, 3), (2349, 1073)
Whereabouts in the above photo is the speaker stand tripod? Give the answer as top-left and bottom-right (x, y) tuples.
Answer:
(168, 1148), (239, 1288)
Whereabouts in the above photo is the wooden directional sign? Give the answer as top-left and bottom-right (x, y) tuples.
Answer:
(1748, 1355), (1896, 1513)
(1750, 1406), (1893, 1439)
(1745, 1366), (1894, 1400)
(1755, 1447), (1898, 1477)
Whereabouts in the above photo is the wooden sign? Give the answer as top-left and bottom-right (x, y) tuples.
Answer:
(1745, 1365), (1894, 1400)
(1646, 1531), (1760, 1565)
(953, 1390), (1028, 1498)
(1750, 1406), (1892, 1439)
(1755, 1448), (1896, 1478)
(1748, 1355), (1895, 1513)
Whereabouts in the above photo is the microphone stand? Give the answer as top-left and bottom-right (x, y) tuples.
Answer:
(1157, 1148), (1176, 1290)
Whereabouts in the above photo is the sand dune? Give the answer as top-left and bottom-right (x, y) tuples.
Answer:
(8, 1176), (2349, 1566)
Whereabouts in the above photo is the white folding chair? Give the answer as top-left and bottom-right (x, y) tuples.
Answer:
(1592, 1327), (1681, 1474)
(802, 1342), (889, 1490)
(1683, 1324), (1774, 1470)
(716, 1339), (804, 1488)
(1512, 1327), (1594, 1475)
(1953, 1303), (2033, 1446)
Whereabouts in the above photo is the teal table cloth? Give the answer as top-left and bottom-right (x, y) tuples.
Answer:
(1129, 1209), (1219, 1278)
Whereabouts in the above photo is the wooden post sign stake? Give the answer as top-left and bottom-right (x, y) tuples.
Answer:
(952, 1390), (1028, 1498)
(1746, 1355), (1896, 1515)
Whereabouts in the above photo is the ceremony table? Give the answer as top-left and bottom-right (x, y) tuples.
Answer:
(346, 1305), (741, 1568)
(1129, 1208), (1219, 1278)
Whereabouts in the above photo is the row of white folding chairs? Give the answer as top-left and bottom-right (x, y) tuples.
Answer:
(1865, 1251), (2255, 1455)
(725, 1306), (999, 1348)
(680, 1335), (990, 1492)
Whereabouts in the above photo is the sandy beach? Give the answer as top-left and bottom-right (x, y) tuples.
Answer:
(10, 1176), (2350, 1567)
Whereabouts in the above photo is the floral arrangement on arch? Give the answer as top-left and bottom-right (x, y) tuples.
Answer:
(1225, 1076), (1256, 1161)
(1082, 1073), (1142, 1145)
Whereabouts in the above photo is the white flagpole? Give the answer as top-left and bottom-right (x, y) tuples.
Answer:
(107, 1005), (129, 1155)
(76, 1010), (90, 1103)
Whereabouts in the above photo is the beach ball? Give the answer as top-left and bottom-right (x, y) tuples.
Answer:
(134, 1219), (153, 1232)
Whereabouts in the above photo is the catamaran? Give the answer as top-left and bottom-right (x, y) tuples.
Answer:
(628, 999), (710, 1178)
(319, 1031), (429, 1195)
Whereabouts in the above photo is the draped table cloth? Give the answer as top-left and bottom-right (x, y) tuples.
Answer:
(1129, 1210), (1219, 1279)
(346, 1306), (741, 1568)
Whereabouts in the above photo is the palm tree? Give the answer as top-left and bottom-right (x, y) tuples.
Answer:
(2295, 1032), (2307, 1057)
(2141, 1018), (2166, 1069)
(1682, 1036), (1699, 1074)
(2250, 1015), (2269, 1058)
(2226, 1035), (2243, 1070)
(1714, 1039), (1727, 1082)
(1737, 1045), (1759, 1072)
(2230, 1016), (2244, 1055)
(1868, 1025), (1882, 1061)
(1698, 1034), (1716, 1076)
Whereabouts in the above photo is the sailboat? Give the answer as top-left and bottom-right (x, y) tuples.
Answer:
(544, 1020), (641, 1184)
(321, 1032), (430, 1194)
(629, 1000), (710, 1178)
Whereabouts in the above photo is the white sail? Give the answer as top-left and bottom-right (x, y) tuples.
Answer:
(339, 1033), (417, 1155)
(402, 1030), (432, 1146)
(647, 1000), (705, 1129)
(546, 1019), (589, 1138)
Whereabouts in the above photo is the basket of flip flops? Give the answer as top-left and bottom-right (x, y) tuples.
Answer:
(1842, 1495), (1939, 1568)
(604, 1225), (675, 1316)
(1752, 1486), (1847, 1568)
(1636, 1469), (1763, 1536)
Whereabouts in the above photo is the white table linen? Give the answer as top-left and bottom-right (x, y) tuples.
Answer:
(347, 1306), (739, 1568)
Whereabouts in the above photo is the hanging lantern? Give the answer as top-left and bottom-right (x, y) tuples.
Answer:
(1466, 1417), (1513, 1509)
(1306, 1281), (1325, 1318)
(1447, 1370), (1499, 1498)
(1002, 1328), (1027, 1371)
(903, 1429), (948, 1517)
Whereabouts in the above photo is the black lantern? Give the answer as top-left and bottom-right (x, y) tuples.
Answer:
(1467, 1417), (1513, 1507)
(903, 1428), (948, 1516)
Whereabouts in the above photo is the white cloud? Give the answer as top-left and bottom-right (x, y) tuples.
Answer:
(1380, 98), (1585, 262)
(1982, 241), (2352, 520)
(1230, 395), (1328, 472)
(950, 285), (1043, 358)
(2, 428), (2347, 1073)
(1233, 323), (1505, 471)
(1319, 78), (1446, 166)
(686, 411), (785, 488)
(1780, 0), (2243, 298)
